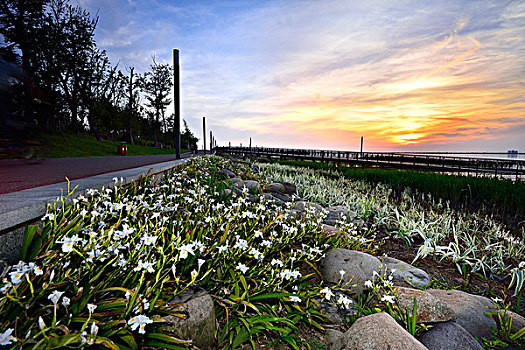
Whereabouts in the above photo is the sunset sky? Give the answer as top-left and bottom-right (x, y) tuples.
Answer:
(76, 0), (524, 152)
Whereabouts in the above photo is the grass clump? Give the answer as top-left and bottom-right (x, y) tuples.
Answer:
(40, 133), (189, 158)
(277, 159), (525, 216)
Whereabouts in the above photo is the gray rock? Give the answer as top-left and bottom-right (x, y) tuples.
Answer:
(323, 206), (357, 226)
(219, 188), (232, 197)
(418, 321), (484, 350)
(264, 183), (286, 194)
(383, 256), (431, 288)
(279, 182), (297, 195)
(336, 312), (428, 350)
(320, 249), (382, 295)
(426, 289), (497, 339)
(291, 201), (325, 215)
(270, 192), (292, 202)
(162, 289), (216, 350)
(322, 224), (337, 234)
(318, 293), (358, 325)
(218, 168), (235, 178)
(259, 192), (283, 203)
(324, 329), (344, 350)
(395, 287), (457, 323)
(242, 180), (260, 191)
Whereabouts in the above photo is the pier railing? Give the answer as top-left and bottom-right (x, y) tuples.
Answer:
(216, 146), (525, 180)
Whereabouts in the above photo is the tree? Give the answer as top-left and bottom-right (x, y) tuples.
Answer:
(181, 119), (198, 150)
(139, 58), (172, 147)
(0, 0), (48, 74)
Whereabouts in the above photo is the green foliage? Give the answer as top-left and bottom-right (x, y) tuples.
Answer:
(1, 156), (374, 348)
(40, 132), (189, 158)
(277, 160), (525, 216)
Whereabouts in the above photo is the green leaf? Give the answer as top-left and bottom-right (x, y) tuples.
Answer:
(21, 224), (40, 261)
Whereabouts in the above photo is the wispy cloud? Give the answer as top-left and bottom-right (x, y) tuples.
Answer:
(77, 0), (525, 151)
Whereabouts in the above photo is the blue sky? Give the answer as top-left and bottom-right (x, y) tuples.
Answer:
(76, 0), (524, 151)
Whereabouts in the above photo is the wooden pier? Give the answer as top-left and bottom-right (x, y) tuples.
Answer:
(217, 146), (525, 180)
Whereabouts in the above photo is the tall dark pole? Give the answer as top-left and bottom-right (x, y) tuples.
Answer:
(173, 49), (181, 159)
(210, 131), (213, 152)
(203, 117), (206, 155)
(360, 136), (364, 154)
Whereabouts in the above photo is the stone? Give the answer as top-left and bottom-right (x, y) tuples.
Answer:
(426, 289), (497, 339)
(219, 188), (232, 197)
(324, 328), (344, 350)
(336, 312), (428, 350)
(218, 168), (235, 178)
(256, 157), (271, 163)
(395, 287), (457, 323)
(418, 321), (484, 350)
(264, 183), (286, 194)
(242, 180), (260, 191)
(291, 201), (325, 215)
(318, 293), (358, 325)
(259, 192), (283, 203)
(383, 256), (431, 288)
(279, 182), (297, 195)
(323, 206), (357, 226)
(322, 224), (337, 234)
(162, 289), (216, 350)
(320, 249), (382, 295)
(269, 192), (292, 202)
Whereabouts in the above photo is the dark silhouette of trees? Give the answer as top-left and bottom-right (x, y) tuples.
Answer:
(1, 0), (198, 153)
(139, 58), (172, 147)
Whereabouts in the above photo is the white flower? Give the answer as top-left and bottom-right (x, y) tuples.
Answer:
(364, 280), (373, 288)
(38, 316), (47, 330)
(90, 322), (99, 336)
(134, 260), (155, 273)
(217, 244), (229, 253)
(236, 263), (249, 273)
(58, 235), (81, 253)
(191, 269), (199, 280)
(9, 270), (25, 284)
(87, 303), (97, 316)
(127, 314), (153, 334)
(271, 259), (284, 267)
(337, 294), (353, 309)
(289, 296), (301, 303)
(125, 291), (131, 300)
(0, 328), (17, 346)
(320, 287), (334, 300)
(141, 235), (158, 246)
(62, 296), (70, 307)
(381, 295), (395, 304)
(198, 259), (205, 269)
(177, 244), (195, 259)
(48, 290), (65, 305)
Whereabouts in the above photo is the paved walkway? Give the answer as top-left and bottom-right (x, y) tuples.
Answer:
(0, 153), (195, 194)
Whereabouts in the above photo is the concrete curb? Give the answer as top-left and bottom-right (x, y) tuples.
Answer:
(0, 157), (192, 263)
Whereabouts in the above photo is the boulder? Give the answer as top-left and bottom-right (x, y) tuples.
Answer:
(259, 192), (283, 203)
(323, 206), (357, 226)
(264, 183), (286, 194)
(320, 249), (382, 295)
(219, 188), (232, 197)
(269, 192), (292, 202)
(383, 256), (431, 288)
(291, 201), (325, 215)
(230, 177), (243, 184)
(218, 168), (235, 178)
(395, 287), (457, 323)
(418, 321), (484, 350)
(322, 224), (337, 234)
(242, 180), (260, 191)
(279, 182), (297, 195)
(336, 312), (428, 350)
(324, 328), (344, 350)
(426, 289), (497, 339)
(162, 289), (216, 349)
